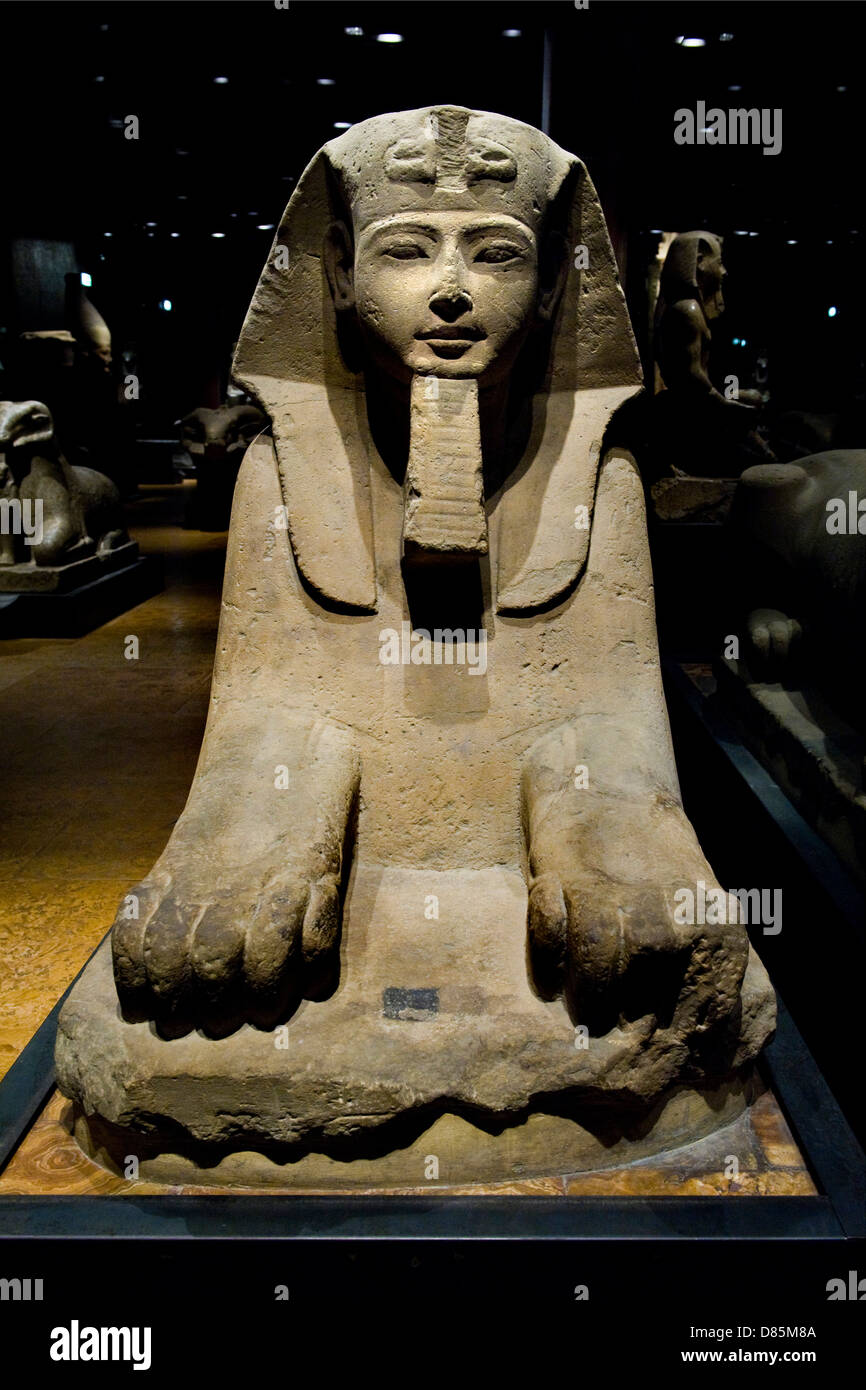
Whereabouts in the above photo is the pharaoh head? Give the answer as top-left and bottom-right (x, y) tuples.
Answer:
(322, 107), (574, 389)
(660, 230), (727, 322)
(232, 106), (640, 610)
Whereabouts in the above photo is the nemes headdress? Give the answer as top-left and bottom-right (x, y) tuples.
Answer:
(233, 105), (641, 613)
(659, 230), (724, 307)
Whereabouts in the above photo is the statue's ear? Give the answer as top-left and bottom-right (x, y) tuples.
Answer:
(324, 220), (356, 312)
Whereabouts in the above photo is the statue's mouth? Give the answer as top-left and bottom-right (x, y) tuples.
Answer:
(416, 325), (484, 339)
(416, 325), (485, 355)
(416, 327), (485, 360)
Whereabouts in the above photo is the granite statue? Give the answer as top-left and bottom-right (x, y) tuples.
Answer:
(718, 451), (866, 883)
(0, 399), (132, 587)
(57, 108), (775, 1184)
(179, 401), (266, 529)
(648, 230), (774, 483)
(17, 276), (129, 492)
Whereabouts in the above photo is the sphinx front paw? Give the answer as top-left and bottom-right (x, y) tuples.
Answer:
(527, 865), (749, 1041)
(112, 861), (343, 1038)
(746, 607), (802, 672)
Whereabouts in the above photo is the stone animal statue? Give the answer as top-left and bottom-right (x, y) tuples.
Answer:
(649, 230), (774, 478)
(179, 403), (266, 528)
(58, 108), (774, 1171)
(0, 399), (128, 568)
(728, 451), (866, 733)
(179, 403), (266, 464)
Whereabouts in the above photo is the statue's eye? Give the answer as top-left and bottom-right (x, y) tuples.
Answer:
(474, 242), (525, 265)
(382, 242), (428, 260)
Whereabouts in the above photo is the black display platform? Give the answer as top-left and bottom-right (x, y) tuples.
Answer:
(0, 556), (163, 638)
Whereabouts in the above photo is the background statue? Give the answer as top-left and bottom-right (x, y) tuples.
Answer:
(58, 108), (774, 1181)
(178, 401), (266, 529)
(718, 450), (866, 884)
(16, 276), (130, 493)
(0, 398), (129, 577)
(647, 230), (774, 481)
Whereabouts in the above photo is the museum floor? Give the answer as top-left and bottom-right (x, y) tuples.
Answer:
(0, 489), (816, 1198)
(0, 484), (225, 1082)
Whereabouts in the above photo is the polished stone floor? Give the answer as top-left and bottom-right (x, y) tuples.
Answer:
(0, 484), (226, 1080)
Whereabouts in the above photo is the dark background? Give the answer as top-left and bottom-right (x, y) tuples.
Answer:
(0, 0), (862, 440)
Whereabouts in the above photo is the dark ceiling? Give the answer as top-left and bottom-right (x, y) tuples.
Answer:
(1, 0), (862, 427)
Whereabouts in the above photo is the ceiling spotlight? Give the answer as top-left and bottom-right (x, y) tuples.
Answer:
(94, 75), (105, 83)
(103, 232), (112, 238)
(502, 29), (521, 39)
(719, 33), (734, 42)
(175, 150), (189, 157)
(211, 232), (226, 239)
(317, 78), (335, 86)
(733, 230), (750, 236)
(786, 239), (797, 245)
(749, 231), (758, 238)
(214, 76), (229, 85)
(376, 33), (403, 44)
(257, 224), (275, 231)
(676, 36), (706, 48)
(344, 27), (364, 38)
(145, 222), (157, 228)
(827, 306), (837, 318)
(158, 299), (172, 312)
(836, 85), (847, 93)
(333, 121), (352, 130)
(170, 232), (180, 239)
(728, 84), (742, 92)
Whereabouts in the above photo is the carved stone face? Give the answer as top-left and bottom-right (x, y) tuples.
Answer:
(350, 210), (540, 386)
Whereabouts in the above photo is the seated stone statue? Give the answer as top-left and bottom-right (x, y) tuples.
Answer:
(647, 230), (774, 483)
(57, 108), (774, 1181)
(0, 399), (130, 582)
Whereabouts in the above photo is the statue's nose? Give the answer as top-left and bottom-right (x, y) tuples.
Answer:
(428, 287), (473, 323)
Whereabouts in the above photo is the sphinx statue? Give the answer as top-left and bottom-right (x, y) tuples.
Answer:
(56, 108), (775, 1186)
(179, 400), (266, 529)
(0, 398), (133, 589)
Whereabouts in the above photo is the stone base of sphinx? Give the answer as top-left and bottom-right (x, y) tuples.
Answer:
(0, 548), (162, 637)
(56, 865), (776, 1189)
